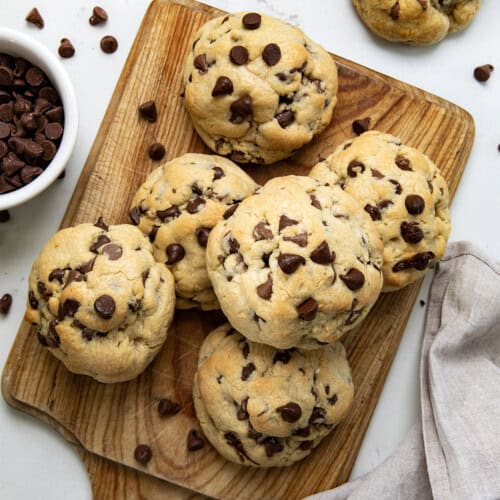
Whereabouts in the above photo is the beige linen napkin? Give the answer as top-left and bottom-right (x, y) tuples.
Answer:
(309, 241), (500, 500)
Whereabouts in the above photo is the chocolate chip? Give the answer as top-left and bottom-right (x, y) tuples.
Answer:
(283, 232), (308, 247)
(400, 221), (424, 244)
(46, 321), (61, 347)
(141, 270), (150, 285)
(378, 199), (393, 210)
(64, 270), (83, 289)
(228, 236), (240, 253)
(46, 106), (63, 122)
(352, 117), (370, 135)
(395, 155), (412, 171)
(262, 43), (281, 66)
(0, 122), (11, 139)
(276, 402), (302, 423)
(230, 46), (249, 65)
(58, 39), (75, 59)
(297, 298), (318, 321)
(100, 36), (118, 54)
(158, 398), (181, 416)
(273, 350), (292, 364)
(389, 179), (403, 195)
(347, 160), (365, 177)
(0, 103), (14, 122)
(278, 253), (305, 274)
(256, 273), (273, 300)
(0, 293), (12, 314)
(48, 268), (65, 283)
(236, 397), (249, 420)
(253, 221), (273, 241)
(129, 207), (141, 225)
(94, 295), (115, 319)
(241, 362), (256, 381)
(94, 216), (108, 231)
(328, 394), (338, 405)
(310, 241), (333, 264)
(261, 251), (271, 267)
(166, 244), (185, 265)
(212, 166), (224, 180)
(390, 2), (400, 20)
(187, 429), (205, 451)
(242, 13), (261, 30)
(294, 426), (310, 437)
(224, 431), (258, 464)
(279, 215), (298, 231)
(0, 209), (10, 223)
(89, 6), (108, 26)
(90, 234), (111, 252)
(340, 268), (365, 290)
(148, 142), (165, 161)
(420, 300), (426, 307)
(263, 437), (283, 457)
(186, 197), (205, 214)
(393, 251), (435, 272)
(26, 67), (44, 87)
(45, 122), (63, 140)
(61, 298), (80, 317)
(276, 110), (294, 128)
(364, 204), (381, 221)
(102, 243), (122, 260)
(212, 76), (233, 97)
(20, 164), (43, 183)
(26, 8), (44, 29)
(309, 194), (322, 210)
(37, 281), (51, 300)
(299, 440), (314, 451)
(138, 101), (157, 122)
(194, 54), (208, 73)
(134, 444), (152, 464)
(78, 257), (96, 274)
(156, 205), (180, 221)
(195, 227), (211, 247)
(28, 290), (39, 309)
(309, 406), (326, 425)
(230, 95), (252, 124)
(404, 194), (425, 216)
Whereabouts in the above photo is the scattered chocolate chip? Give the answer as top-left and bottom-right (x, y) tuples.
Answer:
(158, 398), (181, 416)
(253, 221), (273, 241)
(223, 204), (238, 219)
(347, 160), (365, 178)
(129, 207), (141, 225)
(58, 39), (75, 59)
(90, 234), (111, 252)
(186, 197), (205, 214)
(102, 243), (122, 260)
(297, 298), (318, 321)
(26, 8), (44, 29)
(309, 406), (326, 425)
(156, 205), (180, 221)
(279, 215), (298, 231)
(187, 429), (205, 451)
(230, 46), (249, 65)
(262, 43), (281, 66)
(28, 290), (39, 309)
(263, 436), (283, 457)
(134, 444), (152, 464)
(212, 166), (224, 180)
(212, 76), (233, 97)
(473, 64), (494, 82)
(94, 294), (115, 319)
(230, 95), (252, 124)
(405, 194), (425, 215)
(242, 13), (261, 30)
(278, 253), (305, 274)
(340, 268), (365, 290)
(294, 426), (310, 437)
(89, 6), (108, 26)
(273, 350), (292, 364)
(390, 2), (400, 20)
(364, 204), (381, 221)
(401, 221), (424, 244)
(166, 244), (185, 265)
(256, 273), (273, 300)
(241, 362), (256, 381)
(276, 110), (294, 128)
(276, 402), (302, 423)
(194, 54), (208, 74)
(310, 241), (333, 264)
(0, 210), (10, 223)
(100, 35), (118, 54)
(195, 227), (211, 247)
(420, 300), (426, 307)
(138, 100), (157, 122)
(352, 117), (370, 135)
(395, 155), (412, 171)
(94, 216), (108, 231)
(148, 142), (165, 161)
(0, 293), (12, 314)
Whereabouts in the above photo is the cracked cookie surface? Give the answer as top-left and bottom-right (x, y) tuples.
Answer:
(310, 131), (450, 291)
(183, 12), (338, 165)
(352, 0), (481, 45)
(193, 324), (354, 467)
(130, 154), (258, 310)
(25, 223), (175, 383)
(206, 175), (383, 349)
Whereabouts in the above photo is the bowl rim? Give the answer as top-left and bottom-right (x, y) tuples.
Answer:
(0, 27), (78, 210)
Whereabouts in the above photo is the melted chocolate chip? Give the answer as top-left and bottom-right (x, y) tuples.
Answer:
(279, 215), (298, 231)
(278, 253), (305, 274)
(241, 362), (256, 381)
(148, 226), (159, 243)
(28, 290), (39, 309)
(310, 241), (333, 264)
(253, 221), (273, 241)
(297, 298), (318, 321)
(129, 207), (141, 225)
(294, 426), (310, 437)
(340, 268), (365, 290)
(389, 179), (403, 195)
(90, 235), (111, 253)
(102, 243), (122, 260)
(237, 397), (249, 421)
(347, 160), (365, 178)
(405, 194), (425, 215)
(230, 95), (252, 124)
(309, 406), (326, 425)
(195, 227), (211, 247)
(276, 402), (302, 423)
(256, 273), (273, 300)
(393, 251), (435, 272)
(94, 294), (115, 319)
(156, 205), (180, 221)
(223, 204), (238, 219)
(364, 204), (381, 221)
(371, 168), (385, 179)
(166, 244), (185, 264)
(48, 268), (65, 283)
(228, 236), (240, 254)
(299, 440), (314, 451)
(390, 2), (400, 20)
(78, 257), (96, 274)
(273, 350), (292, 364)
(224, 431), (258, 464)
(186, 197), (205, 214)
(395, 155), (412, 171)
(263, 437), (284, 457)
(212, 166), (224, 180)
(400, 221), (424, 244)
(310, 194), (321, 209)
(328, 394), (338, 405)
(46, 321), (60, 347)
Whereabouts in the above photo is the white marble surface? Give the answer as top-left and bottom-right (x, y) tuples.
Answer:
(0, 1), (499, 498)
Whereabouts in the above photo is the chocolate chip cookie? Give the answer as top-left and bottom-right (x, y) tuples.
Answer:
(310, 131), (450, 291)
(130, 154), (258, 310)
(25, 223), (175, 383)
(206, 176), (383, 349)
(193, 324), (354, 467)
(183, 12), (338, 165)
(352, 0), (481, 45)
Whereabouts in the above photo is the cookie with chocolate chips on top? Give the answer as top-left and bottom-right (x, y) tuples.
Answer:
(352, 0), (481, 46)
(206, 176), (383, 349)
(310, 131), (450, 291)
(130, 154), (258, 310)
(183, 12), (338, 165)
(25, 223), (175, 383)
(193, 324), (354, 467)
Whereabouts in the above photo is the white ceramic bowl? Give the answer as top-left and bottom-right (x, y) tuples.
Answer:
(0, 27), (78, 210)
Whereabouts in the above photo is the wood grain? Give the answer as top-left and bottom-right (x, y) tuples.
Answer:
(2, 0), (474, 498)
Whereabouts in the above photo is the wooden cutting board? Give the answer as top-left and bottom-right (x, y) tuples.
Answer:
(2, 0), (474, 498)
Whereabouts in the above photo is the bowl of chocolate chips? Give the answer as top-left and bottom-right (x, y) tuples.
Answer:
(0, 27), (77, 210)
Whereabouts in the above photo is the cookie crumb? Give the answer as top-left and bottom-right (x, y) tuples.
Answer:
(474, 64), (494, 82)
(0, 294), (12, 314)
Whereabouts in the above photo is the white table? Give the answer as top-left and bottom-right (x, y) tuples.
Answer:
(1, 1), (499, 498)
